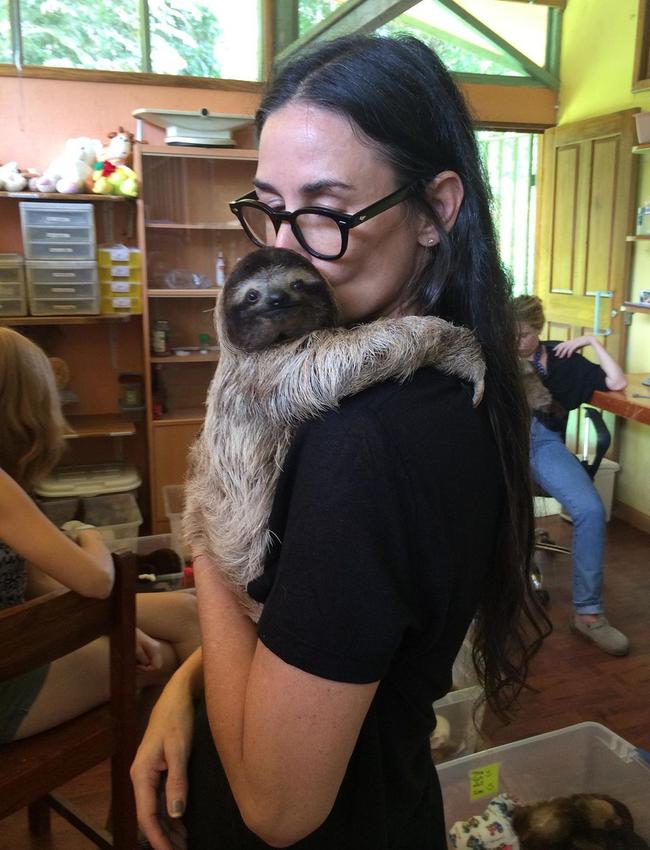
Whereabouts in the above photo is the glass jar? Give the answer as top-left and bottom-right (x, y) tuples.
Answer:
(151, 319), (171, 355)
(118, 373), (144, 409)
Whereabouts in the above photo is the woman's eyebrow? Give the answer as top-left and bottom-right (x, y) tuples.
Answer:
(253, 177), (354, 196)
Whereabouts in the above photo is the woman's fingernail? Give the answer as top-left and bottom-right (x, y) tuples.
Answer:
(171, 799), (185, 816)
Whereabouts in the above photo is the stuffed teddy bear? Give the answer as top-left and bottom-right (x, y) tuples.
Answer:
(35, 136), (103, 194)
(92, 161), (138, 197)
(0, 161), (27, 192)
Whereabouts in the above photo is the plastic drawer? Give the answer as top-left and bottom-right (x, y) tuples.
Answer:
(25, 225), (95, 244)
(100, 295), (142, 315)
(97, 245), (141, 268)
(25, 241), (97, 261)
(0, 282), (25, 299)
(0, 255), (24, 285)
(31, 281), (98, 299)
(20, 202), (94, 228)
(100, 280), (142, 298)
(99, 265), (142, 283)
(0, 297), (27, 316)
(437, 722), (650, 846)
(26, 260), (98, 286)
(29, 295), (100, 316)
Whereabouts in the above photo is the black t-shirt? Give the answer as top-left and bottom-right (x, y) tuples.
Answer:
(534, 342), (608, 430)
(185, 368), (504, 850)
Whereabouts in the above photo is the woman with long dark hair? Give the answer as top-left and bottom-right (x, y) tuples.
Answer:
(132, 34), (549, 850)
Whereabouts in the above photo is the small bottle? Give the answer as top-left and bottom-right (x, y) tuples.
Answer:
(151, 319), (171, 356)
(215, 251), (226, 287)
(198, 333), (210, 354)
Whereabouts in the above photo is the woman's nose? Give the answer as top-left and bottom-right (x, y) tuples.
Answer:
(273, 222), (311, 260)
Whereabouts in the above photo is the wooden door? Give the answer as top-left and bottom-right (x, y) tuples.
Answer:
(536, 109), (638, 362)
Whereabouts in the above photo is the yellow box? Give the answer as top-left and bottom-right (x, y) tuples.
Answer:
(99, 265), (142, 283)
(100, 280), (142, 299)
(100, 294), (143, 315)
(97, 245), (141, 269)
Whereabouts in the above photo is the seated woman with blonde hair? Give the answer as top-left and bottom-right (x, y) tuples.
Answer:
(514, 295), (628, 657)
(0, 326), (200, 744)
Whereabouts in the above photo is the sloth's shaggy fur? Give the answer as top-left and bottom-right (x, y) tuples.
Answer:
(183, 249), (487, 617)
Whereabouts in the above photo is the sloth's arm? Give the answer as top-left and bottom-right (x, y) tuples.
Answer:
(260, 317), (485, 423)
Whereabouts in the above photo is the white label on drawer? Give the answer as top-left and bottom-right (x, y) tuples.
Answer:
(54, 304), (76, 311)
(51, 287), (75, 293)
(113, 297), (131, 308)
(111, 281), (129, 293)
(110, 247), (129, 261)
(46, 232), (71, 239)
(51, 247), (73, 253)
(111, 265), (129, 277)
(45, 216), (72, 223)
(52, 272), (75, 278)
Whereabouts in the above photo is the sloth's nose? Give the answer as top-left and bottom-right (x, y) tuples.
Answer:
(267, 289), (290, 307)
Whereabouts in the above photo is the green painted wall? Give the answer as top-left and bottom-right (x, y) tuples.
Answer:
(559, 0), (650, 519)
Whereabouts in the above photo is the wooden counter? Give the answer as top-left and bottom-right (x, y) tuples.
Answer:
(590, 374), (650, 426)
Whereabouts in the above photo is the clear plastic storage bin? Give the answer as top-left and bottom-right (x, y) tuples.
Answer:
(36, 497), (80, 527)
(20, 202), (96, 261)
(0, 253), (26, 315)
(82, 492), (143, 542)
(437, 722), (650, 845)
(108, 534), (184, 588)
(162, 484), (190, 563)
(34, 463), (141, 499)
(432, 686), (485, 765)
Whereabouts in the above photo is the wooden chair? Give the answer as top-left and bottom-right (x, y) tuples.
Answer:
(0, 552), (138, 849)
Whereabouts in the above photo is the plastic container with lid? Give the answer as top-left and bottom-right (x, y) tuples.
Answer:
(34, 463), (141, 498)
(431, 686), (485, 765)
(437, 722), (650, 846)
(162, 484), (190, 563)
(82, 492), (143, 542)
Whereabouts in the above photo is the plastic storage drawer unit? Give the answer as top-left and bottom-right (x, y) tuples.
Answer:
(20, 202), (96, 261)
(0, 253), (27, 315)
(27, 260), (99, 307)
(98, 245), (142, 283)
(437, 722), (650, 846)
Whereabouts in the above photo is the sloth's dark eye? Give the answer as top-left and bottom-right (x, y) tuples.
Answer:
(290, 279), (305, 291)
(245, 289), (260, 303)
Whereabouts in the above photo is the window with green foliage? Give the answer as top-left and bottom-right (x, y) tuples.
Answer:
(0, 3), (12, 64)
(477, 131), (538, 296)
(378, 0), (548, 77)
(298, 0), (348, 37)
(5, 0), (262, 81)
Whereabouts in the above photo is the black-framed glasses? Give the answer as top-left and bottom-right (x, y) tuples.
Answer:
(229, 182), (417, 261)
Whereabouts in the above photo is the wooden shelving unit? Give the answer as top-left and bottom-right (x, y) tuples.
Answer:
(145, 221), (242, 230)
(0, 191), (129, 202)
(66, 414), (136, 438)
(138, 145), (258, 532)
(0, 314), (132, 326)
(148, 289), (220, 298)
(621, 301), (650, 314)
(151, 353), (218, 364)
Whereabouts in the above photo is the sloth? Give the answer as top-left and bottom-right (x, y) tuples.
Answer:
(183, 247), (487, 618)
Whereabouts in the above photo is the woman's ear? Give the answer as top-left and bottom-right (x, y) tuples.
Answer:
(416, 171), (464, 247)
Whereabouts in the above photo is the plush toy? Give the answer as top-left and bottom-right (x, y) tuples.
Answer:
(92, 160), (138, 197)
(0, 161), (27, 192)
(102, 126), (135, 168)
(35, 136), (103, 194)
(449, 794), (520, 850)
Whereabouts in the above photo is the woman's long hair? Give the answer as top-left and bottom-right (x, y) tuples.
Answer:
(257, 34), (550, 721)
(0, 327), (66, 492)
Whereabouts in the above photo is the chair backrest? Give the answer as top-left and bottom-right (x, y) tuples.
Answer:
(0, 552), (138, 848)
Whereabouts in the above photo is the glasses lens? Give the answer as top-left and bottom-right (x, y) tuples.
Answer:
(294, 213), (343, 258)
(239, 205), (278, 248)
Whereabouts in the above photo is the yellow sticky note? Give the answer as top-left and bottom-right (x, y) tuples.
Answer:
(469, 763), (500, 801)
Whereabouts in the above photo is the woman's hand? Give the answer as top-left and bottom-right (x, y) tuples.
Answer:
(131, 650), (202, 850)
(553, 336), (594, 358)
(135, 628), (163, 673)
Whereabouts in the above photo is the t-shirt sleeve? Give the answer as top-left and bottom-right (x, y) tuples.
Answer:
(570, 352), (608, 405)
(249, 410), (418, 685)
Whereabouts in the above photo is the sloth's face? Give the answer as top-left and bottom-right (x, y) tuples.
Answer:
(222, 249), (338, 352)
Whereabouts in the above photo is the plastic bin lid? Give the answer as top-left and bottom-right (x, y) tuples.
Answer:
(34, 463), (142, 497)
